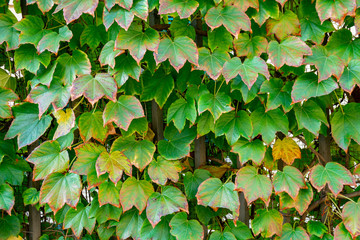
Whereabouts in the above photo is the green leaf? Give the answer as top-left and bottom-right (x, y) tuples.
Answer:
(54, 0), (99, 23)
(98, 181), (121, 207)
(170, 212), (203, 240)
(184, 169), (211, 199)
(115, 209), (146, 239)
(155, 36), (198, 71)
(291, 73), (338, 103)
(223, 57), (270, 88)
(224, 221), (253, 240)
(103, 95), (144, 131)
(0, 183), (14, 215)
(267, 37), (312, 69)
(159, 0), (199, 18)
(334, 223), (354, 240)
(13, 15), (46, 46)
(304, 45), (344, 81)
(279, 183), (313, 215)
(158, 124), (196, 160)
(0, 13), (20, 50)
(79, 111), (113, 143)
(40, 172), (82, 213)
(215, 110), (253, 145)
(197, 111), (215, 136)
(167, 97), (197, 131)
(231, 75), (266, 104)
(0, 87), (18, 118)
(53, 108), (75, 140)
(339, 59), (360, 93)
(23, 187), (40, 206)
(80, 24), (106, 49)
(307, 221), (328, 238)
(96, 151), (132, 184)
(56, 50), (91, 85)
(205, 5), (250, 38)
(14, 44), (50, 74)
(252, 209), (283, 238)
(273, 166), (306, 199)
(250, 107), (288, 144)
(71, 73), (117, 106)
(235, 166), (272, 206)
(99, 40), (124, 69)
(147, 186), (188, 227)
(64, 203), (96, 238)
(234, 33), (268, 58)
(294, 100), (328, 135)
(208, 27), (233, 52)
(111, 135), (155, 171)
(198, 92), (233, 121)
(91, 198), (122, 224)
(5, 102), (52, 149)
(266, 11), (300, 40)
(232, 139), (266, 165)
(310, 162), (355, 196)
(109, 54), (141, 86)
(38, 26), (73, 53)
(281, 223), (309, 240)
(326, 29), (360, 64)
(252, 0), (279, 26)
(148, 156), (181, 185)
(196, 178), (240, 217)
(169, 17), (196, 39)
(120, 117), (148, 137)
(115, 24), (159, 63)
(209, 231), (236, 240)
(197, 48), (230, 80)
(0, 156), (30, 186)
(260, 78), (293, 112)
(0, 215), (20, 240)
(27, 141), (69, 181)
(315, 0), (356, 23)
(103, 5), (134, 31)
(27, 0), (54, 12)
(331, 103), (360, 150)
(97, 223), (116, 240)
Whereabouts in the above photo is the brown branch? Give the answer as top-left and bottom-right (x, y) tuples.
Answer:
(151, 24), (208, 36)
(296, 136), (327, 165)
(207, 156), (229, 165)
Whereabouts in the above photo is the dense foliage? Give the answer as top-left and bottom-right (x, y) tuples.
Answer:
(1, 0), (360, 239)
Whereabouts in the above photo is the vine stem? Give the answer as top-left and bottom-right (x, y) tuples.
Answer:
(334, 91), (344, 114)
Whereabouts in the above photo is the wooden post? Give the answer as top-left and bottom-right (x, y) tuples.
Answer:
(151, 100), (164, 141)
(236, 157), (249, 226)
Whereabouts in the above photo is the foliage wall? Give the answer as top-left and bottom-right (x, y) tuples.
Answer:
(0, 0), (360, 239)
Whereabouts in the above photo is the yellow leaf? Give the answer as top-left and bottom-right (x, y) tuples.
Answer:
(7, 236), (23, 240)
(53, 108), (75, 139)
(199, 165), (231, 178)
(272, 137), (301, 165)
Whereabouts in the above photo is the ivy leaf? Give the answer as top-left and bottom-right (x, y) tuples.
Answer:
(0, 156), (31, 186)
(103, 5), (134, 31)
(79, 111), (114, 143)
(116, 0), (133, 9)
(22, 187), (40, 206)
(0, 215), (20, 240)
(232, 139), (266, 165)
(27, 0), (54, 12)
(184, 169), (211, 199)
(14, 44), (50, 74)
(339, 59), (360, 93)
(158, 124), (196, 160)
(146, 186), (188, 227)
(208, 27), (233, 52)
(54, 0), (99, 24)
(252, 0), (279, 26)
(0, 183), (14, 215)
(64, 203), (96, 238)
(96, 151), (132, 184)
(169, 17), (196, 39)
(273, 166), (305, 199)
(27, 141), (69, 181)
(235, 166), (272, 206)
(209, 231), (236, 240)
(197, 48), (230, 80)
(111, 135), (155, 171)
(53, 108), (75, 140)
(225, 0), (259, 12)
(197, 111), (215, 136)
(310, 162), (355, 196)
(109, 54), (141, 86)
(252, 209), (283, 238)
(103, 95), (144, 131)
(119, 177), (153, 213)
(281, 223), (310, 240)
(260, 78), (293, 112)
(223, 57), (270, 89)
(99, 40), (124, 69)
(158, 0), (199, 19)
(215, 110), (253, 145)
(234, 33), (268, 58)
(0, 13), (20, 50)
(307, 221), (328, 238)
(98, 181), (121, 208)
(205, 5), (251, 38)
(13, 15), (46, 46)
(148, 156), (181, 185)
(342, 200), (360, 238)
(266, 11), (300, 40)
(331, 103), (360, 150)
(198, 92), (233, 121)
(38, 26), (73, 53)
(115, 24), (159, 63)
(56, 50), (91, 85)
(71, 73), (117, 106)
(334, 223), (355, 240)
(315, 0), (356, 23)
(231, 75), (266, 104)
(279, 183), (313, 215)
(291, 73), (338, 103)
(155, 36), (198, 71)
(0, 87), (18, 118)
(272, 137), (301, 165)
(115, 209), (146, 239)
(196, 178), (240, 219)
(294, 100), (328, 135)
(267, 37), (312, 69)
(304, 45), (344, 81)
(167, 97), (197, 132)
(251, 107), (288, 144)
(40, 172), (82, 213)
(170, 212), (204, 240)
(80, 24), (106, 49)
(5, 103), (52, 149)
